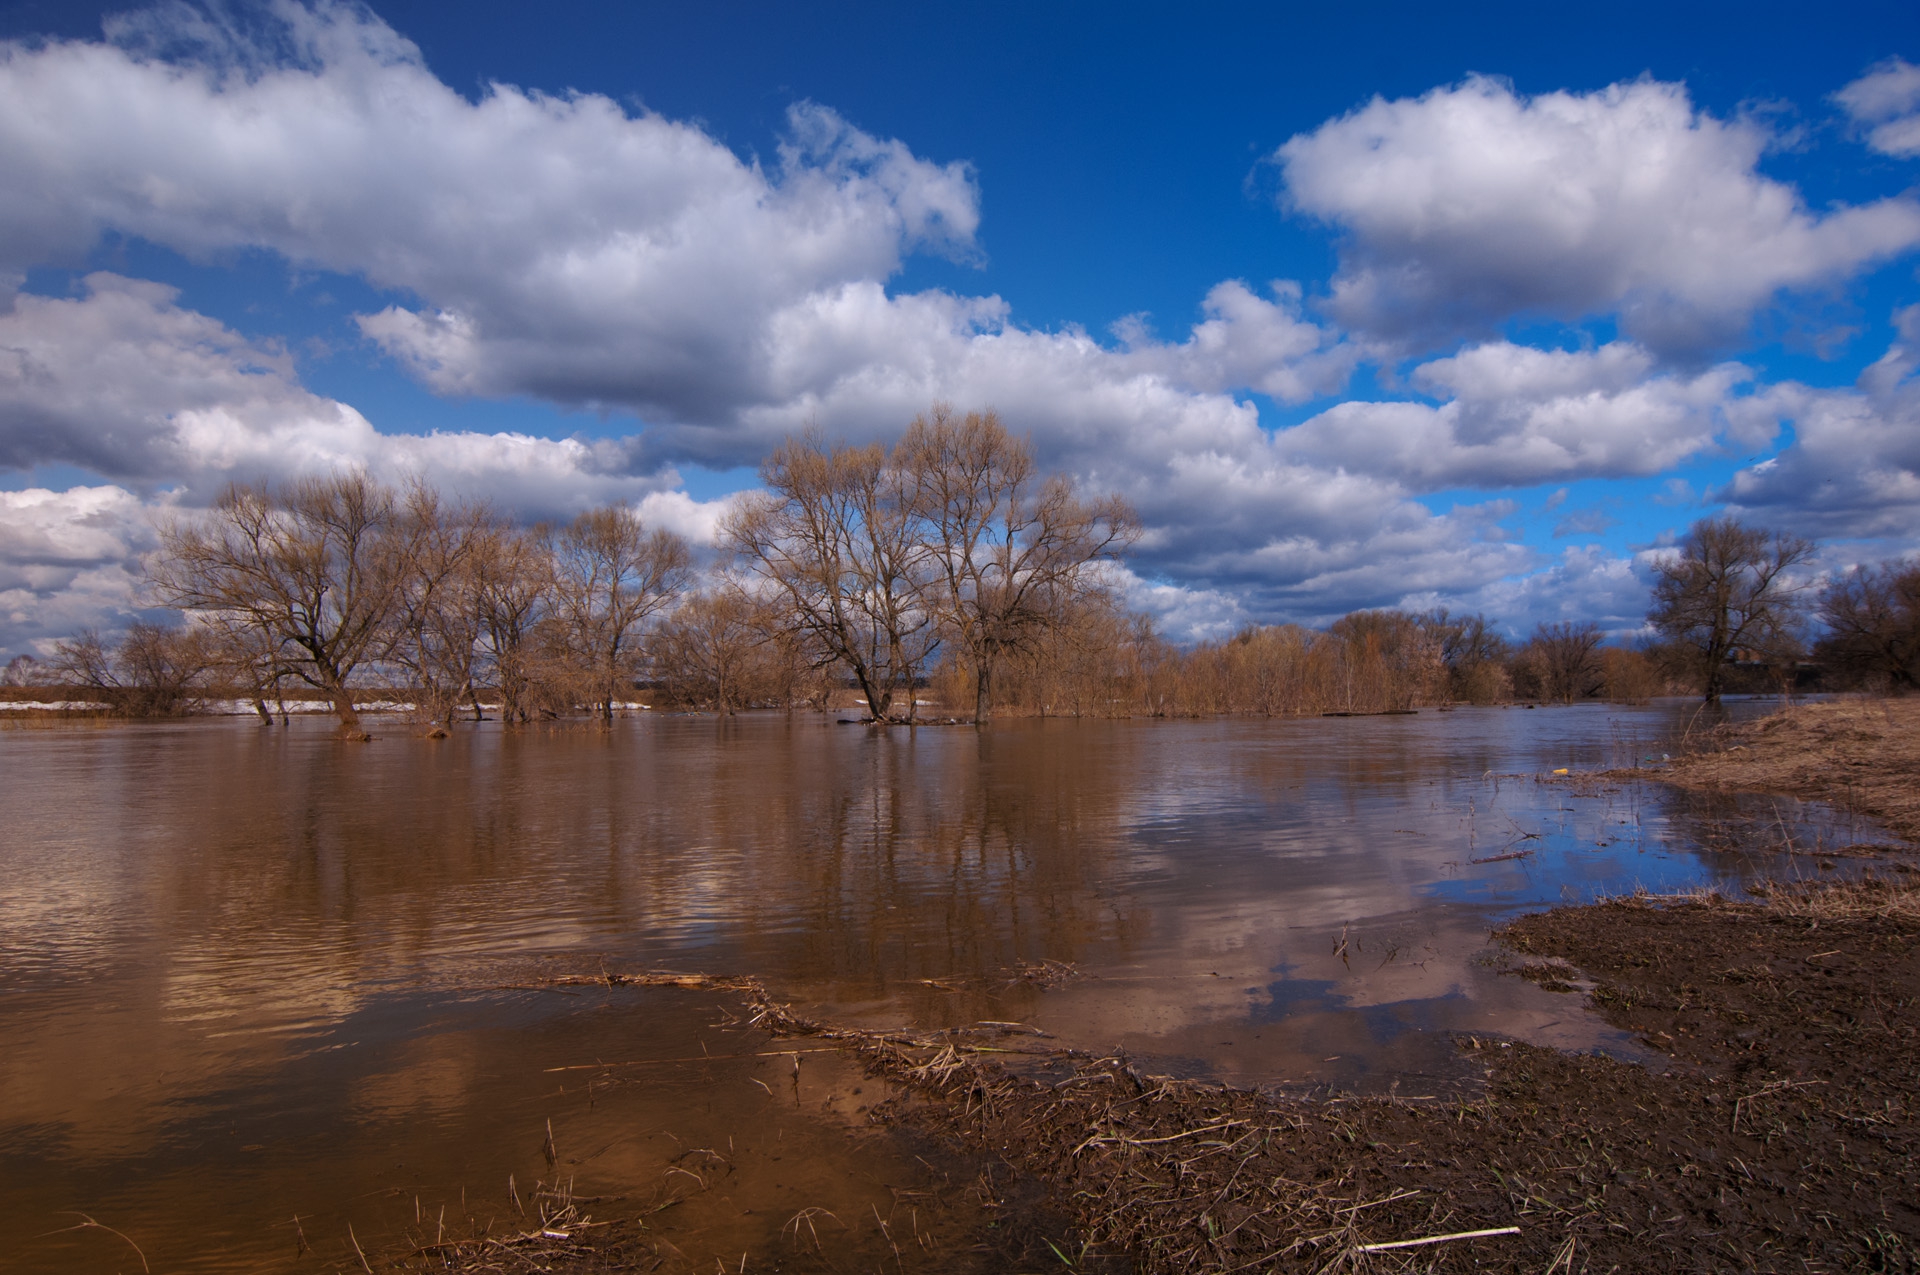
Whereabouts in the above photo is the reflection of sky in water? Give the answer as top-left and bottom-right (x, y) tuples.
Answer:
(0, 699), (1905, 1269)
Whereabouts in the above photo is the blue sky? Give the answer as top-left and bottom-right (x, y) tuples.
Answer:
(2, 0), (1919, 659)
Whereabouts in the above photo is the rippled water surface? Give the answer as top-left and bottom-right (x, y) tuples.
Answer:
(0, 702), (1882, 1271)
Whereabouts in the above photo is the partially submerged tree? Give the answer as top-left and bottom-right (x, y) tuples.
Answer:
(471, 521), (558, 724)
(49, 622), (214, 716)
(901, 406), (1137, 722)
(725, 433), (940, 721)
(1817, 560), (1920, 691)
(1648, 516), (1814, 704)
(551, 506), (692, 723)
(1423, 609), (1511, 704)
(383, 485), (495, 725)
(1528, 621), (1605, 704)
(152, 472), (420, 734)
(650, 585), (789, 714)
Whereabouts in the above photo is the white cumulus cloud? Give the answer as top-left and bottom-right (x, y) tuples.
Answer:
(0, 0), (978, 428)
(1274, 341), (1767, 491)
(0, 486), (155, 655)
(0, 273), (699, 516)
(1835, 57), (1920, 158)
(1276, 75), (1920, 352)
(1720, 306), (1920, 540)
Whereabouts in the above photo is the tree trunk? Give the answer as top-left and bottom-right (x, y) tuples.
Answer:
(974, 656), (993, 725)
(854, 667), (890, 722)
(331, 688), (364, 734)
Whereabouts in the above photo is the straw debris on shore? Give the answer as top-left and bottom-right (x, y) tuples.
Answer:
(403, 871), (1920, 1274)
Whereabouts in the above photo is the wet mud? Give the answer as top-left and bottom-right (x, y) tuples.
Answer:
(409, 875), (1920, 1273)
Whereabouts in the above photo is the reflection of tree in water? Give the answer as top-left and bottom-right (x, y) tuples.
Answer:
(707, 722), (1152, 1000)
(113, 718), (1154, 1010)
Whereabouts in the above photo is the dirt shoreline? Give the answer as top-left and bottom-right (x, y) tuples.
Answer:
(407, 700), (1920, 1273)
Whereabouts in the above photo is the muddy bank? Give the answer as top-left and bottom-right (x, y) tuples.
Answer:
(1628, 697), (1920, 844)
(853, 882), (1920, 1273)
(409, 877), (1920, 1274)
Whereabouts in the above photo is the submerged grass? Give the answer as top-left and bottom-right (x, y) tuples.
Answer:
(1634, 696), (1920, 843)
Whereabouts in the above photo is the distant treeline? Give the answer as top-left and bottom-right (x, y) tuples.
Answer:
(5, 413), (1917, 727)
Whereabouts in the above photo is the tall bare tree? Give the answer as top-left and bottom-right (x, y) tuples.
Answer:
(384, 484), (493, 725)
(152, 472), (420, 733)
(1817, 560), (1920, 691)
(1648, 516), (1815, 704)
(900, 406), (1137, 722)
(1422, 609), (1511, 703)
(724, 433), (938, 721)
(471, 520), (557, 724)
(551, 506), (691, 723)
(1528, 620), (1604, 704)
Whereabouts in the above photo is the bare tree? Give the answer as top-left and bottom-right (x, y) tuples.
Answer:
(384, 484), (493, 725)
(151, 472), (418, 734)
(471, 521), (557, 724)
(724, 433), (938, 721)
(900, 406), (1137, 722)
(1648, 516), (1815, 704)
(50, 622), (214, 716)
(1817, 560), (1920, 691)
(650, 585), (785, 714)
(1528, 620), (1604, 704)
(550, 506), (691, 723)
(1422, 609), (1512, 704)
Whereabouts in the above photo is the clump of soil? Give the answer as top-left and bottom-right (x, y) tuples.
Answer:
(1638, 697), (1920, 842)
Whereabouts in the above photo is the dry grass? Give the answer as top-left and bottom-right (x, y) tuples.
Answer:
(1743, 872), (1920, 920)
(1645, 696), (1920, 842)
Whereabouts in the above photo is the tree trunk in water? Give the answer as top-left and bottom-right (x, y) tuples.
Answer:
(974, 657), (993, 725)
(331, 688), (364, 734)
(855, 667), (890, 722)
(1702, 645), (1727, 704)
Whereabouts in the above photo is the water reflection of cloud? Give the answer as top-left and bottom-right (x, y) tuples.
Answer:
(0, 702), (1873, 1166)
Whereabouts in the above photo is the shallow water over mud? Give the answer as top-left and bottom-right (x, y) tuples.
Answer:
(0, 701), (1887, 1271)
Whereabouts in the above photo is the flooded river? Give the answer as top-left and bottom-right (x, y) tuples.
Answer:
(0, 702), (1883, 1271)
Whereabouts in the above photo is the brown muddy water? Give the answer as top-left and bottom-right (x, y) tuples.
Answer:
(0, 702), (1888, 1272)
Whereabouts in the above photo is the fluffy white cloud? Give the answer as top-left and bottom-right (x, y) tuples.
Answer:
(1277, 76), (1920, 352)
(1112, 281), (1360, 403)
(0, 486), (154, 654)
(1410, 543), (1655, 638)
(1720, 307), (1920, 540)
(0, 2), (1365, 461)
(1274, 341), (1767, 490)
(0, 1), (978, 426)
(1836, 58), (1920, 158)
(0, 273), (694, 515)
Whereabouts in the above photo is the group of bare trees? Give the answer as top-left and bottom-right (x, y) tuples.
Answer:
(37, 407), (1136, 730)
(724, 407), (1137, 722)
(49, 473), (692, 733)
(22, 430), (1920, 727)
